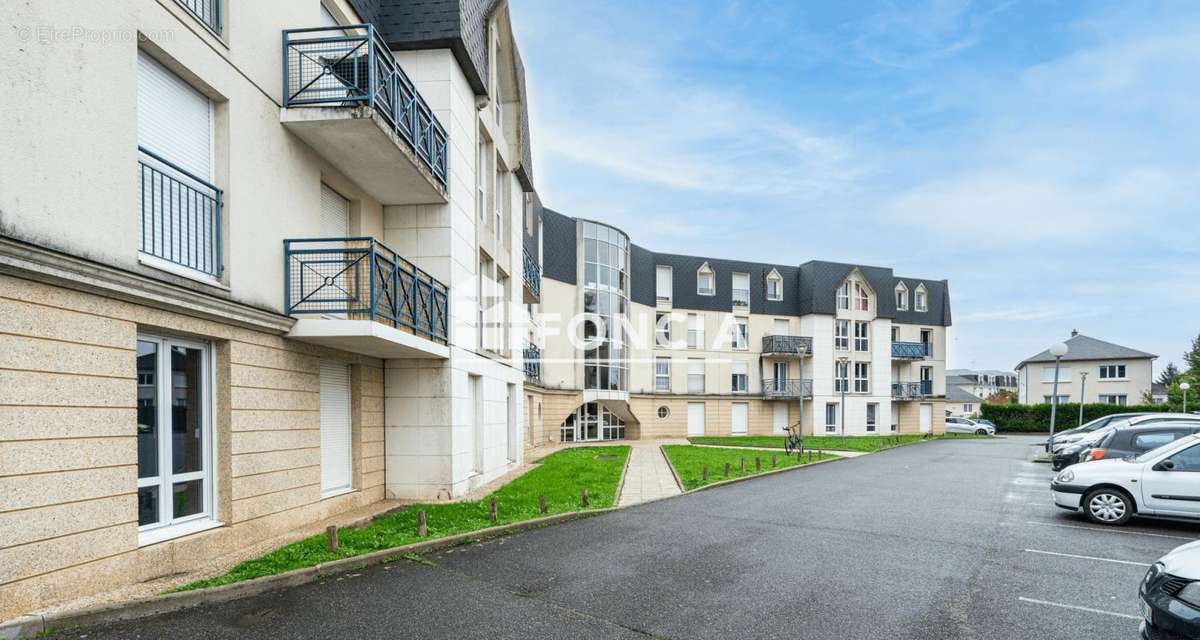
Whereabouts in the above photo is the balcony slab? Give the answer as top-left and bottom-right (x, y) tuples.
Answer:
(287, 318), (449, 359)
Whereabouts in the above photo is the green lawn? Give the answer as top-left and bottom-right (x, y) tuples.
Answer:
(686, 433), (985, 453)
(171, 446), (629, 592)
(662, 445), (838, 491)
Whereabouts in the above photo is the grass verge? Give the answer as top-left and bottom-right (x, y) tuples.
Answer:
(687, 433), (986, 452)
(170, 446), (629, 592)
(661, 445), (838, 491)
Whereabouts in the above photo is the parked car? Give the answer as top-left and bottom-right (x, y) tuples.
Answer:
(974, 419), (996, 429)
(1051, 432), (1200, 525)
(1140, 540), (1200, 639)
(1044, 412), (1155, 451)
(1050, 416), (1200, 470)
(945, 417), (994, 435)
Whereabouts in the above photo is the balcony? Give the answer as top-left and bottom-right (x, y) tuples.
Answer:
(762, 378), (813, 399)
(176, 0), (220, 34)
(761, 335), (813, 357)
(523, 248), (541, 303)
(732, 288), (750, 309)
(892, 380), (934, 400)
(137, 146), (222, 278)
(891, 341), (930, 360)
(283, 237), (449, 359)
(281, 25), (448, 205)
(523, 343), (542, 384)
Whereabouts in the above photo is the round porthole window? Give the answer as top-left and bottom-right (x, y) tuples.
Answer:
(657, 406), (670, 419)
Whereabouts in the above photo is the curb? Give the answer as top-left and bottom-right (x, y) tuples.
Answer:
(660, 445), (686, 492)
(658, 444), (846, 494)
(7, 507), (619, 639)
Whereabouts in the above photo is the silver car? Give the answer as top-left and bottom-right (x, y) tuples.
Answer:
(945, 417), (995, 435)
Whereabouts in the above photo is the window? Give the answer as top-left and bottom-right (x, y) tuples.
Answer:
(1099, 364), (1127, 379)
(731, 362), (748, 393)
(137, 51), (220, 278)
(732, 272), (750, 308)
(1099, 394), (1128, 406)
(1133, 431), (1177, 451)
(655, 357), (671, 392)
(687, 313), (703, 349)
(915, 285), (928, 312)
(136, 335), (213, 543)
(835, 320), (849, 351)
(891, 325), (900, 342)
(825, 403), (839, 433)
(854, 362), (870, 393)
(854, 321), (870, 352)
(732, 318), (748, 350)
(855, 282), (870, 311)
(964, 403), (974, 413)
(1166, 444), (1200, 472)
(866, 403), (878, 432)
(477, 139), (489, 222)
(496, 271), (510, 354)
(655, 312), (671, 347)
(834, 361), (849, 392)
(895, 283), (908, 311)
(494, 158), (506, 240)
(478, 254), (497, 352)
(766, 270), (783, 301)
(656, 265), (672, 302)
(658, 406), (670, 419)
(1041, 365), (1071, 383)
(319, 361), (353, 497)
(176, 0), (221, 34)
(1043, 395), (1070, 404)
(837, 282), (850, 310)
(688, 359), (705, 394)
(697, 263), (714, 295)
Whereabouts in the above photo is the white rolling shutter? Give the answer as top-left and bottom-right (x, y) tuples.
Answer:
(687, 402), (705, 436)
(319, 361), (353, 496)
(137, 51), (212, 179)
(731, 402), (748, 435)
(320, 184), (350, 237)
(656, 266), (672, 301)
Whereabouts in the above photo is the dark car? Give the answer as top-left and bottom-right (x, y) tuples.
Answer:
(1141, 542), (1200, 640)
(1056, 413), (1200, 468)
(1044, 412), (1152, 451)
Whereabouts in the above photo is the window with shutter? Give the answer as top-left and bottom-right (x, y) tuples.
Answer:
(319, 361), (353, 496)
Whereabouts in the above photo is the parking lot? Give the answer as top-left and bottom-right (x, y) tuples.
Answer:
(46, 436), (1200, 639)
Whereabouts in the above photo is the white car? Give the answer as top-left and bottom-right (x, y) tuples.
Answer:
(1051, 433), (1200, 525)
(945, 416), (994, 435)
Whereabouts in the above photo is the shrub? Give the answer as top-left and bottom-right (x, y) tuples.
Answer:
(980, 403), (1166, 432)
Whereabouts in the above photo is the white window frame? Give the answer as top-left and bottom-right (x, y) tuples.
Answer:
(854, 321), (869, 352)
(895, 283), (908, 311)
(855, 282), (870, 311)
(825, 403), (838, 433)
(766, 270), (783, 301)
(837, 282), (850, 310)
(655, 357), (671, 392)
(866, 403), (877, 432)
(854, 362), (870, 393)
(1043, 395), (1071, 404)
(655, 311), (671, 347)
(1041, 365), (1071, 383)
(136, 333), (218, 546)
(914, 284), (928, 312)
(697, 263), (715, 296)
(687, 313), (703, 349)
(688, 358), (706, 394)
(656, 265), (673, 302)
(835, 319), (849, 351)
(834, 361), (849, 393)
(731, 361), (748, 393)
(732, 272), (750, 308)
(1099, 394), (1128, 406)
(732, 317), (749, 350)
(1099, 364), (1127, 379)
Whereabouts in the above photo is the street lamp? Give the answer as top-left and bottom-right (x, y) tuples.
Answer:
(1078, 371), (1087, 427)
(837, 355), (849, 447)
(1183, 382), (1191, 414)
(1047, 342), (1068, 451)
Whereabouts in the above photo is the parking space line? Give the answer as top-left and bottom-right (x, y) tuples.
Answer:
(1017, 597), (1140, 620)
(1022, 520), (1197, 541)
(1023, 548), (1150, 567)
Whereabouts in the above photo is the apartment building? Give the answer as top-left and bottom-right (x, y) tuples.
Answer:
(946, 368), (1017, 401)
(0, 0), (540, 619)
(1015, 332), (1157, 405)
(521, 210), (951, 443)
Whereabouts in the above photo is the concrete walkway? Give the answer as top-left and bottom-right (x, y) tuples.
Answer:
(616, 439), (687, 507)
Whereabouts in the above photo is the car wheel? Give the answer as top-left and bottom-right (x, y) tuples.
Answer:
(975, 428), (988, 435)
(1051, 459), (1065, 471)
(1083, 488), (1133, 525)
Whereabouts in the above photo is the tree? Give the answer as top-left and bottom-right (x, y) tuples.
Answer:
(1158, 362), (1181, 386)
(1185, 334), (1200, 375)
(986, 389), (1017, 404)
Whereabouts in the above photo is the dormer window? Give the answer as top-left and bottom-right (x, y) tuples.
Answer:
(895, 283), (908, 311)
(915, 284), (928, 312)
(766, 269), (783, 301)
(855, 282), (869, 311)
(697, 263), (714, 296)
(837, 282), (850, 310)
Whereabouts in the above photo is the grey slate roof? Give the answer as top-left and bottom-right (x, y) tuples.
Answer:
(541, 209), (951, 326)
(946, 374), (974, 388)
(1016, 334), (1157, 369)
(946, 386), (984, 403)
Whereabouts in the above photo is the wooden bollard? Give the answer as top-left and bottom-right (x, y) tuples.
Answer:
(581, 488), (589, 507)
(755, 457), (761, 472)
(740, 458), (746, 472)
(538, 495), (547, 513)
(702, 466), (708, 482)
(489, 497), (497, 522)
(806, 450), (813, 462)
(417, 509), (427, 537)
(326, 525), (339, 552)
(771, 454), (777, 467)
(724, 462), (730, 477)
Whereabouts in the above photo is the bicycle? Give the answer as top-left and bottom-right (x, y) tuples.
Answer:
(783, 422), (804, 456)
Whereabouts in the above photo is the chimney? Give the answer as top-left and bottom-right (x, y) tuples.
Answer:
(1070, 329), (1079, 337)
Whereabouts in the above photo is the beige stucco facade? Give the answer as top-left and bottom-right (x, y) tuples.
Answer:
(1017, 357), (1155, 405)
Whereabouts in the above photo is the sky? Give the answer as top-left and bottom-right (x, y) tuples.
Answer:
(507, 0), (1200, 373)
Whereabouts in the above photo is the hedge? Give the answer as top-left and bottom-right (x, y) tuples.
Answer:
(980, 403), (1166, 432)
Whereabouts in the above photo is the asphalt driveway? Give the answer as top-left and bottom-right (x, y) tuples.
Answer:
(45, 436), (1200, 639)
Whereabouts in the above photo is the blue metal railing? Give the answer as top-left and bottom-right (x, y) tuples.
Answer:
(761, 335), (813, 355)
(732, 288), (750, 308)
(282, 25), (448, 187)
(284, 237), (448, 344)
(523, 248), (541, 300)
(891, 341), (930, 359)
(892, 380), (934, 399)
(762, 378), (813, 399)
(523, 343), (542, 384)
(138, 146), (223, 277)
(177, 0), (220, 34)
